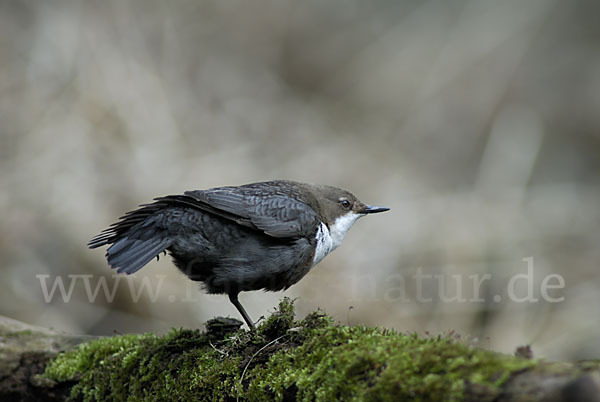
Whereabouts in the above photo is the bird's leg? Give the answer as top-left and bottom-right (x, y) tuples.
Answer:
(229, 292), (256, 331)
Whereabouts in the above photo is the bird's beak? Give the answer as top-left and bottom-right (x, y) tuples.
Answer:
(363, 205), (390, 214)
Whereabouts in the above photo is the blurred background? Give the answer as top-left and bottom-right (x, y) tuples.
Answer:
(1, 0), (599, 361)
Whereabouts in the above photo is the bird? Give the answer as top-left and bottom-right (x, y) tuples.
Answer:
(88, 180), (389, 330)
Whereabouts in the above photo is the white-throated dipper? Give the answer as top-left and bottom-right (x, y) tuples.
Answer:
(88, 180), (389, 329)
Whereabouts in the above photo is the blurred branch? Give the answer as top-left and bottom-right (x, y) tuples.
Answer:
(0, 315), (96, 401)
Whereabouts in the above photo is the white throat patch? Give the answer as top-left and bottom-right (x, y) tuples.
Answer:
(312, 212), (362, 266)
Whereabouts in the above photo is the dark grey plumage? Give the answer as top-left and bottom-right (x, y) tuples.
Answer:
(89, 180), (389, 329)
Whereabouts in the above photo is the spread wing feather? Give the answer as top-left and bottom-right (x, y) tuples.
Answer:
(89, 182), (320, 256)
(183, 186), (319, 238)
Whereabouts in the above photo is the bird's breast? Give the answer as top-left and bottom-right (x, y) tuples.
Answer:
(312, 222), (334, 266)
(312, 213), (362, 267)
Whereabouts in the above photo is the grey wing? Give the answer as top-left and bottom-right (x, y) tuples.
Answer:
(183, 188), (319, 238)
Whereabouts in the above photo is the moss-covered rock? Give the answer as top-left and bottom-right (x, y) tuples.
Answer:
(43, 298), (550, 401)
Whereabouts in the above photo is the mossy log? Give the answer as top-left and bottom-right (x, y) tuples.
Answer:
(1, 299), (599, 402)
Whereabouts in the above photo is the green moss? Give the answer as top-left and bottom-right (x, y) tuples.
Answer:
(44, 299), (538, 401)
(245, 323), (536, 401)
(0, 328), (36, 341)
(257, 296), (296, 338)
(8, 329), (34, 337)
(578, 360), (600, 371)
(44, 328), (244, 401)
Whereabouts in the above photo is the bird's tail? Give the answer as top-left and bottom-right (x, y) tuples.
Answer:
(88, 201), (173, 274)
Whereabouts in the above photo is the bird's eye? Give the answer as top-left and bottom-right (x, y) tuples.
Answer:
(340, 199), (351, 209)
